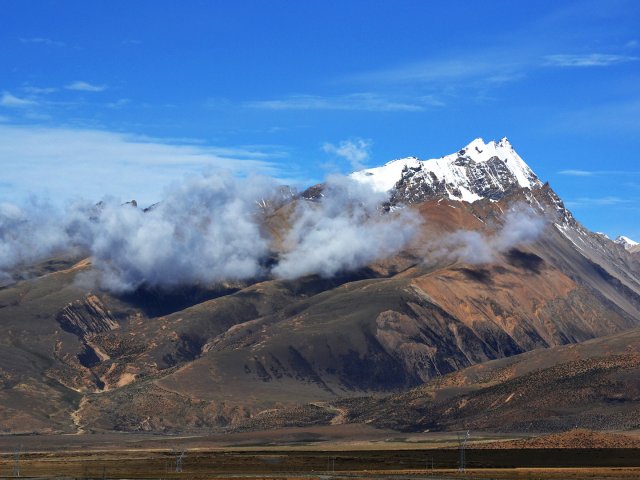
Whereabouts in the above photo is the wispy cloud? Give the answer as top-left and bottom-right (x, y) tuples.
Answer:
(323, 138), (372, 171)
(346, 50), (636, 93)
(544, 53), (638, 67)
(245, 93), (440, 112)
(22, 85), (58, 95)
(559, 169), (640, 176)
(558, 169), (595, 177)
(0, 124), (286, 205)
(348, 57), (524, 86)
(65, 81), (107, 92)
(565, 196), (630, 208)
(106, 98), (131, 109)
(0, 91), (38, 108)
(19, 37), (65, 47)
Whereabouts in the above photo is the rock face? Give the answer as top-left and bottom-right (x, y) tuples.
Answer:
(56, 294), (119, 337)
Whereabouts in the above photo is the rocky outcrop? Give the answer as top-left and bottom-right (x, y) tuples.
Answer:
(56, 294), (119, 337)
(391, 155), (530, 205)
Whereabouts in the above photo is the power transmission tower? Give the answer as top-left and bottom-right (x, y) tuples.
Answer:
(12, 446), (22, 477)
(173, 448), (187, 473)
(326, 455), (336, 473)
(457, 431), (470, 472)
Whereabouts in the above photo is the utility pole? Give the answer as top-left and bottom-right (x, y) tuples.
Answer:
(457, 431), (470, 472)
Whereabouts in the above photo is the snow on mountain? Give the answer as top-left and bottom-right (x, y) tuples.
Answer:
(615, 235), (639, 250)
(351, 137), (542, 203)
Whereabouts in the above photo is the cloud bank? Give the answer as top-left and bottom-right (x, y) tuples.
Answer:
(84, 175), (275, 292)
(0, 174), (422, 291)
(0, 166), (546, 292)
(272, 176), (421, 279)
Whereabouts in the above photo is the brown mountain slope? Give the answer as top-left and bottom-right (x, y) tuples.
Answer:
(236, 326), (640, 433)
(329, 326), (640, 433)
(1, 184), (640, 433)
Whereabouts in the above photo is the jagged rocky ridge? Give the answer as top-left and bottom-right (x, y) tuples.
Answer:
(351, 137), (540, 204)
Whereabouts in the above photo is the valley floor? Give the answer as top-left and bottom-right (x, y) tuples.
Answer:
(0, 427), (639, 479)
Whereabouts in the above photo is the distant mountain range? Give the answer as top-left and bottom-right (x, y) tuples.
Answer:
(1, 138), (639, 435)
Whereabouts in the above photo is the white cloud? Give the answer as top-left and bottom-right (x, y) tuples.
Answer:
(346, 50), (636, 92)
(245, 93), (436, 112)
(66, 81), (107, 92)
(565, 196), (630, 208)
(429, 205), (546, 265)
(79, 175), (275, 292)
(322, 138), (371, 171)
(350, 57), (524, 85)
(0, 124), (284, 205)
(544, 53), (638, 67)
(558, 169), (594, 176)
(1, 92), (38, 108)
(0, 174), (422, 291)
(272, 176), (421, 279)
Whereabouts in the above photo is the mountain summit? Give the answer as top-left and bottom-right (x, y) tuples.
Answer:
(615, 235), (639, 250)
(351, 137), (541, 203)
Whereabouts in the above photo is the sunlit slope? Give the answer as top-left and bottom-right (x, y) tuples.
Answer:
(1, 183), (639, 433)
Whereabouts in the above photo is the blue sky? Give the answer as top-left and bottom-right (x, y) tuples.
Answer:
(1, 0), (639, 239)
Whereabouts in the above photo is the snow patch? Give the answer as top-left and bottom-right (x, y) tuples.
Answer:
(615, 235), (639, 250)
(350, 137), (541, 203)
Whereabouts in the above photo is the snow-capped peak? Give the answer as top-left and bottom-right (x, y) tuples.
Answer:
(614, 235), (639, 250)
(350, 137), (541, 203)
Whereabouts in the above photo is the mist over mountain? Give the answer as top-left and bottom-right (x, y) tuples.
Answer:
(0, 174), (422, 291)
(0, 139), (552, 292)
(1, 137), (640, 435)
